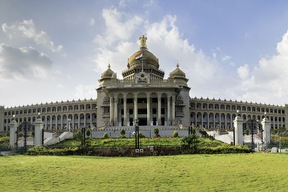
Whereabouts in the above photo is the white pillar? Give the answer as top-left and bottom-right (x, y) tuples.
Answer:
(167, 95), (171, 126)
(157, 93), (161, 125)
(9, 118), (18, 148)
(134, 94), (138, 124)
(110, 96), (114, 125)
(233, 115), (243, 145)
(172, 95), (175, 125)
(114, 96), (118, 126)
(34, 115), (44, 146)
(262, 117), (271, 144)
(147, 93), (151, 125)
(123, 94), (127, 126)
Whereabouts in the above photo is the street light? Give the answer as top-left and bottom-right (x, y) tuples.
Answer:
(135, 119), (140, 149)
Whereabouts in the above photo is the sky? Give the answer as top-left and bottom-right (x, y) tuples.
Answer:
(1, 0), (288, 108)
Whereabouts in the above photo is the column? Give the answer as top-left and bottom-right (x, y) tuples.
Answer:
(147, 93), (151, 125)
(157, 93), (161, 125)
(233, 114), (243, 145)
(114, 96), (118, 126)
(134, 93), (138, 124)
(172, 95), (175, 125)
(9, 117), (18, 148)
(35, 115), (44, 146)
(262, 116), (271, 144)
(167, 95), (171, 126)
(123, 94), (127, 126)
(110, 96), (114, 125)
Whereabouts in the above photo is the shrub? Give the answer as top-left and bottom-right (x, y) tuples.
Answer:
(74, 131), (82, 140)
(120, 129), (126, 138)
(181, 130), (198, 153)
(30, 130), (35, 137)
(86, 130), (91, 137)
(103, 132), (109, 139)
(154, 128), (160, 137)
(172, 131), (178, 138)
(18, 133), (24, 137)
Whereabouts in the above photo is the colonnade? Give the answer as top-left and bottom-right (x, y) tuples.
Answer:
(109, 92), (176, 126)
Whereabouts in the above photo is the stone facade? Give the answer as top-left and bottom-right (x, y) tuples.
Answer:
(0, 35), (287, 132)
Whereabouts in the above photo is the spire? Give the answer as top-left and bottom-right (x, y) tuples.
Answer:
(139, 35), (147, 49)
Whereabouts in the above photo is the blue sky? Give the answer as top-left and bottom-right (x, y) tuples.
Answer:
(1, 0), (288, 107)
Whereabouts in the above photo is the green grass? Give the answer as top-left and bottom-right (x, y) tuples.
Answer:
(1, 154), (288, 191)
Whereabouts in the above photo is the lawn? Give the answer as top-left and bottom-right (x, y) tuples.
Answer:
(1, 154), (288, 191)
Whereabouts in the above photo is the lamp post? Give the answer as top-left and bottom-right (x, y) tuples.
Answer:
(134, 119), (140, 149)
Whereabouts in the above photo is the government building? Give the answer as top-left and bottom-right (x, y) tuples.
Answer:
(0, 35), (287, 133)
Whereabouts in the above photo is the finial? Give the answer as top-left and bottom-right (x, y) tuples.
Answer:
(139, 35), (147, 48)
(176, 63), (179, 68)
(108, 64), (111, 69)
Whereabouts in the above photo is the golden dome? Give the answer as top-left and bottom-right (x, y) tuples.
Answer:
(101, 64), (115, 78)
(169, 64), (186, 78)
(127, 35), (159, 70)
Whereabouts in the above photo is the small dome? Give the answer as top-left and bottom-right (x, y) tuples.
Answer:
(169, 64), (186, 78)
(101, 64), (115, 78)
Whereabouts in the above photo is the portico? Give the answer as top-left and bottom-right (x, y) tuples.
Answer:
(108, 92), (176, 126)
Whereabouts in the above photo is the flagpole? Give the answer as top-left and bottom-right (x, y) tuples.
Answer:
(141, 52), (143, 72)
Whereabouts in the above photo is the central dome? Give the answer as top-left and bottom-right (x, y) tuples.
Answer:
(122, 35), (164, 80)
(127, 49), (159, 70)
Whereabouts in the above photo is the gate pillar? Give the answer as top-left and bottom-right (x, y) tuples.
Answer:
(233, 113), (243, 145)
(35, 114), (44, 146)
(9, 116), (18, 148)
(262, 116), (271, 144)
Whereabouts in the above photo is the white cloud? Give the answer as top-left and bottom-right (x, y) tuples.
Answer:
(237, 64), (249, 80)
(1, 20), (63, 53)
(74, 84), (96, 99)
(93, 9), (143, 46)
(235, 31), (288, 105)
(89, 18), (95, 26)
(0, 44), (52, 80)
(222, 55), (231, 61)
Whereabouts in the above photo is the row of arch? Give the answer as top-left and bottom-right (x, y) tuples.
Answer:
(191, 102), (285, 115)
(4, 103), (96, 116)
(190, 112), (285, 129)
(3, 113), (97, 131)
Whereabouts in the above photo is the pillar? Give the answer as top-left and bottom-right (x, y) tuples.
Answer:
(172, 95), (175, 125)
(147, 93), (151, 125)
(123, 94), (127, 126)
(114, 96), (118, 126)
(167, 95), (171, 126)
(134, 93), (138, 124)
(34, 115), (44, 146)
(110, 96), (114, 125)
(233, 114), (243, 145)
(157, 93), (161, 125)
(9, 117), (18, 148)
(262, 116), (271, 144)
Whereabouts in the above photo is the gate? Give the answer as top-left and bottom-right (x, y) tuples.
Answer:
(243, 119), (263, 149)
(16, 121), (34, 153)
